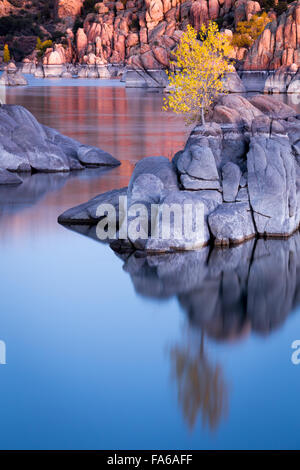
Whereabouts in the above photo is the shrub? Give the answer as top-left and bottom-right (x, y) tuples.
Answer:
(130, 17), (140, 31)
(232, 12), (271, 48)
(8, 0), (23, 7)
(36, 38), (53, 57)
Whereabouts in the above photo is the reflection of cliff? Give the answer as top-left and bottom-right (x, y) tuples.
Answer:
(170, 332), (228, 431)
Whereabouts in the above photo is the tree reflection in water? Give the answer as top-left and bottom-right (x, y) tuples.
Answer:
(170, 330), (228, 431)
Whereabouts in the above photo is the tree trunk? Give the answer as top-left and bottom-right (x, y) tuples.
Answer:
(201, 106), (205, 125)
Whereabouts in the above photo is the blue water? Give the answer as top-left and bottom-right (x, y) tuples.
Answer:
(0, 80), (300, 450)
(0, 72), (126, 87)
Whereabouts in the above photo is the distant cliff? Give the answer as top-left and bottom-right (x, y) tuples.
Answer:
(1, 0), (300, 71)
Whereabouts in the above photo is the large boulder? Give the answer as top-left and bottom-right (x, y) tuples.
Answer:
(213, 94), (262, 129)
(0, 104), (120, 182)
(249, 94), (297, 119)
(0, 63), (28, 86)
(58, 94), (300, 252)
(222, 71), (246, 93)
(247, 134), (299, 236)
(208, 202), (255, 246)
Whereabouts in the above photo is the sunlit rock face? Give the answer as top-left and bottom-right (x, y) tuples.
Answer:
(244, 1), (300, 70)
(55, 0), (85, 24)
(51, 0), (262, 69)
(0, 104), (120, 183)
(50, 0), (299, 72)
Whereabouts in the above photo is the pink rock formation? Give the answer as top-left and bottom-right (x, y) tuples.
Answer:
(244, 1), (300, 70)
(39, 0), (298, 71)
(43, 45), (66, 65)
(55, 0), (84, 20)
(190, 0), (209, 31)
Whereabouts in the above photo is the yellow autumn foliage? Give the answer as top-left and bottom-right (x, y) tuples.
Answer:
(163, 22), (233, 125)
(3, 44), (10, 63)
(231, 12), (271, 48)
(36, 38), (53, 58)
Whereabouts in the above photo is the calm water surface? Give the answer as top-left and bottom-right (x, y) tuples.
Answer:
(0, 78), (300, 449)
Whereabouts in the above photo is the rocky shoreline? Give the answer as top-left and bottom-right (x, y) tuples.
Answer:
(2, 62), (300, 93)
(58, 94), (300, 252)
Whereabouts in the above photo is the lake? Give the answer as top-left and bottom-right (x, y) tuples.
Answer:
(0, 77), (300, 450)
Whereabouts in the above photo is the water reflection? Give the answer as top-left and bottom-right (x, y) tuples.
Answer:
(62, 226), (300, 430)
(170, 331), (228, 431)
(0, 169), (114, 217)
(2, 82), (300, 445)
(60, 229), (300, 338)
(120, 238), (300, 339)
(6, 85), (188, 164)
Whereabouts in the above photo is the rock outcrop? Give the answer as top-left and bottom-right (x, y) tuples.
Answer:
(0, 104), (120, 184)
(55, 0), (85, 25)
(244, 1), (300, 70)
(41, 0), (263, 70)
(0, 62), (28, 86)
(59, 95), (300, 252)
(3, 0), (300, 72)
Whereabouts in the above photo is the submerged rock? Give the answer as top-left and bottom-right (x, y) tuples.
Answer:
(58, 94), (300, 252)
(0, 104), (120, 183)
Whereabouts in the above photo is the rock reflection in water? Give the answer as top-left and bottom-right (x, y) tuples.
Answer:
(61, 225), (300, 431)
(122, 237), (300, 340)
(0, 168), (113, 217)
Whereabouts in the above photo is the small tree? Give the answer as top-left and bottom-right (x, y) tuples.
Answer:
(3, 44), (10, 63)
(163, 22), (233, 125)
